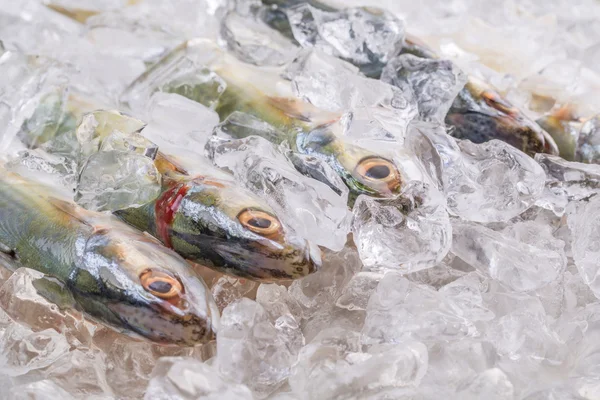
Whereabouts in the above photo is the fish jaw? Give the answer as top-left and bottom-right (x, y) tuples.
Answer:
(108, 300), (217, 346)
(446, 110), (559, 157)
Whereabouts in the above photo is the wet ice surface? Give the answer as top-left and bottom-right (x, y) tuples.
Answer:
(2, 0), (600, 399)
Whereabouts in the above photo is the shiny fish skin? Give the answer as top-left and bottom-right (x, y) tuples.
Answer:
(114, 162), (323, 282)
(0, 170), (219, 346)
(123, 40), (404, 201)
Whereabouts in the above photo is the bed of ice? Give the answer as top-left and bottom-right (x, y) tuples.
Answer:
(1, 0), (600, 399)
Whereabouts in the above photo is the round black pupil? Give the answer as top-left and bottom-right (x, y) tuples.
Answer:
(149, 280), (173, 294)
(248, 217), (272, 229)
(365, 164), (391, 179)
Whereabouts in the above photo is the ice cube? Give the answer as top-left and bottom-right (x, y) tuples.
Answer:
(363, 273), (478, 343)
(336, 271), (383, 311)
(216, 298), (304, 398)
(7, 380), (75, 400)
(0, 268), (98, 348)
(403, 254), (471, 290)
(211, 275), (258, 313)
(285, 4), (405, 77)
(352, 181), (451, 273)
(208, 135), (351, 251)
(286, 50), (417, 140)
(145, 357), (253, 400)
(0, 322), (70, 377)
(221, 6), (299, 66)
(288, 246), (362, 320)
(288, 327), (428, 400)
(75, 111), (161, 211)
(141, 92), (220, 155)
(120, 39), (227, 115)
(452, 221), (565, 292)
(420, 122), (546, 222)
(567, 196), (600, 299)
(422, 339), (498, 393)
(0, 50), (71, 155)
(381, 54), (467, 121)
(75, 150), (161, 212)
(455, 368), (514, 400)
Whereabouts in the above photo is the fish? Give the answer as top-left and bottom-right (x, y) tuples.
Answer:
(536, 105), (600, 164)
(115, 153), (323, 282)
(0, 169), (219, 346)
(123, 40), (404, 202)
(255, 0), (559, 157)
(77, 110), (322, 281)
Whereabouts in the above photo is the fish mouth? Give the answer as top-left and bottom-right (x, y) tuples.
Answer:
(108, 302), (216, 346)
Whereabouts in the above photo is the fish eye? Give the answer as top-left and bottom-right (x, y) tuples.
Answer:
(354, 157), (401, 193)
(482, 90), (518, 115)
(140, 269), (184, 301)
(237, 209), (282, 239)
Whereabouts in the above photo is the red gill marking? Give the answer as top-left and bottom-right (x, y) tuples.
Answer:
(154, 184), (190, 249)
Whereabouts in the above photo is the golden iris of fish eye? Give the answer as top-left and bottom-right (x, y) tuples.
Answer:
(355, 157), (401, 192)
(237, 209), (283, 239)
(139, 269), (184, 300)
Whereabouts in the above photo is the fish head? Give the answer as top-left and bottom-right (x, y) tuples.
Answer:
(446, 80), (559, 157)
(80, 227), (219, 346)
(165, 178), (322, 281)
(297, 126), (403, 200)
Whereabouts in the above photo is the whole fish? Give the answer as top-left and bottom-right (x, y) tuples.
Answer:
(122, 40), (404, 202)
(115, 154), (323, 281)
(0, 169), (219, 346)
(77, 110), (322, 281)
(255, 0), (559, 157)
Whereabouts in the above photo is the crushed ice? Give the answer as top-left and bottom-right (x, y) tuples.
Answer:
(1, 0), (600, 399)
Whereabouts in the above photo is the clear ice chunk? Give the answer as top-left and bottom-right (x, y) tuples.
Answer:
(455, 368), (514, 400)
(336, 271), (383, 311)
(75, 111), (161, 211)
(567, 195), (600, 299)
(221, 7), (299, 67)
(0, 50), (72, 154)
(7, 380), (76, 400)
(208, 135), (351, 251)
(120, 39), (227, 116)
(285, 4), (405, 77)
(288, 246), (362, 320)
(352, 181), (451, 273)
(141, 92), (220, 156)
(288, 328), (428, 400)
(418, 122), (546, 222)
(452, 221), (566, 292)
(0, 323), (70, 377)
(286, 50), (417, 141)
(362, 273), (479, 343)
(216, 298), (304, 398)
(144, 357), (253, 400)
(381, 54), (467, 121)
(75, 149), (161, 211)
(211, 275), (258, 313)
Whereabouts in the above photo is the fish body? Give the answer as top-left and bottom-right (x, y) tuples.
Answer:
(0, 170), (218, 345)
(115, 159), (322, 282)
(123, 40), (404, 201)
